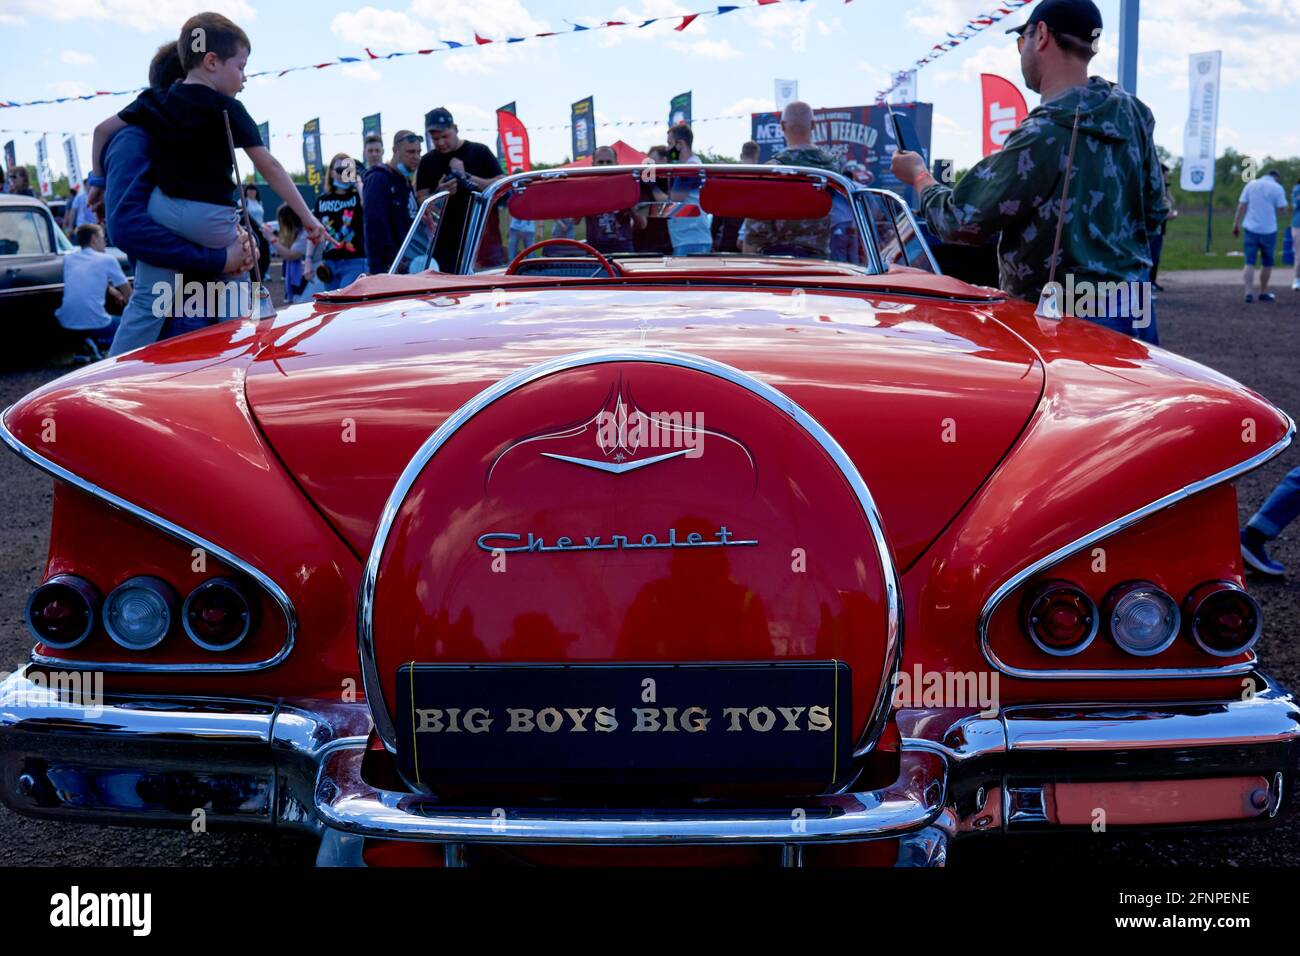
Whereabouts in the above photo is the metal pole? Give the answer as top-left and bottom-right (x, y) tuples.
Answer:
(1117, 0), (1140, 94)
(1205, 184), (1215, 254)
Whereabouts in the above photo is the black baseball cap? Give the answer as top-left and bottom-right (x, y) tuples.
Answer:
(425, 107), (454, 131)
(1006, 0), (1103, 44)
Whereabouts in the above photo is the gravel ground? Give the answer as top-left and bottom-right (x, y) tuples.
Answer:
(1, 275), (1297, 867)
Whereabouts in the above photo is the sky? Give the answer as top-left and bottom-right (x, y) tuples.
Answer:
(1, 0), (1297, 183)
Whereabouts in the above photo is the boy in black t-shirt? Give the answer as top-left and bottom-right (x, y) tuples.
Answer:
(89, 12), (325, 313)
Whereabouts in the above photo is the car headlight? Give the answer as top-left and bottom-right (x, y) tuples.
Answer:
(104, 576), (177, 650)
(1104, 581), (1180, 656)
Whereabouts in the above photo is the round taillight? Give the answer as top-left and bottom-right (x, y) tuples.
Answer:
(1184, 581), (1261, 657)
(104, 576), (177, 650)
(1020, 580), (1098, 656)
(183, 577), (255, 652)
(25, 574), (100, 649)
(1104, 581), (1180, 656)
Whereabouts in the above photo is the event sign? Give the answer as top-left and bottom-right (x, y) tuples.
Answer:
(980, 74), (1027, 157)
(751, 103), (933, 206)
(571, 96), (595, 160)
(255, 122), (270, 183)
(1181, 51), (1221, 192)
(34, 135), (52, 197)
(302, 118), (324, 196)
(62, 135), (83, 187)
(497, 109), (532, 174)
(669, 92), (692, 128)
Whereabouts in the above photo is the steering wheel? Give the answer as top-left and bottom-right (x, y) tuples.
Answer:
(504, 237), (625, 277)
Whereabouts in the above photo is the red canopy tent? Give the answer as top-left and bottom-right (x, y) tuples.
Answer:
(560, 140), (648, 168)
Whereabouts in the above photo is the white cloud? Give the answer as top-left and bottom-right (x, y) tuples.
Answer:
(59, 50), (96, 66)
(0, 12), (26, 25)
(340, 62), (381, 82)
(722, 96), (776, 117)
(46, 80), (93, 98)
(665, 37), (740, 60)
(330, 8), (436, 49)
(4, 0), (255, 32)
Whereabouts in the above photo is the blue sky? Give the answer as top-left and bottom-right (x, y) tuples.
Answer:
(1, 0), (1296, 182)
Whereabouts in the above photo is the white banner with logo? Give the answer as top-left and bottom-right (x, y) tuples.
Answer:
(774, 79), (798, 111)
(62, 135), (83, 187)
(887, 70), (917, 105)
(1180, 50), (1221, 192)
(34, 134), (53, 197)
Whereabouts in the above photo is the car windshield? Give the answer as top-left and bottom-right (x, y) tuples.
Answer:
(390, 165), (937, 277)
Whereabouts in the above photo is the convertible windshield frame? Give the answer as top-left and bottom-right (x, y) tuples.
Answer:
(449, 164), (911, 276)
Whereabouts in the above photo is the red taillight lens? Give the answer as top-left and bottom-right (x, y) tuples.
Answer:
(1021, 580), (1098, 656)
(25, 574), (100, 649)
(1185, 582), (1262, 657)
(182, 578), (255, 652)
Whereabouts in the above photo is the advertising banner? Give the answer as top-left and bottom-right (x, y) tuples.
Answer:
(571, 96), (595, 160)
(887, 70), (917, 105)
(495, 101), (515, 167)
(34, 134), (52, 197)
(302, 118), (324, 196)
(1181, 51), (1221, 192)
(255, 122), (270, 183)
(980, 74), (1028, 157)
(362, 113), (382, 162)
(3, 140), (14, 176)
(62, 135), (83, 187)
(752, 103), (933, 206)
(497, 109), (531, 174)
(669, 91), (692, 128)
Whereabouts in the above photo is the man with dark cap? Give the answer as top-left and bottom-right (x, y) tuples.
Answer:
(891, 0), (1167, 341)
(414, 107), (506, 271)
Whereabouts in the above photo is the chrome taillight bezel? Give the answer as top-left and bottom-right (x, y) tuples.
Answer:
(1184, 580), (1262, 658)
(104, 575), (178, 651)
(182, 577), (257, 652)
(1103, 580), (1181, 657)
(24, 574), (101, 650)
(1020, 579), (1099, 657)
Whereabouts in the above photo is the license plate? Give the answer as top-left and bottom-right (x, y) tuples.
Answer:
(394, 661), (852, 791)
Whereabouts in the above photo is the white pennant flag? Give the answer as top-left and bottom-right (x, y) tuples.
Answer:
(63, 135), (84, 187)
(1180, 51), (1221, 193)
(34, 135), (53, 198)
(775, 79), (798, 111)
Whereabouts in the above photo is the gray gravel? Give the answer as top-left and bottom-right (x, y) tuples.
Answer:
(1, 276), (1297, 866)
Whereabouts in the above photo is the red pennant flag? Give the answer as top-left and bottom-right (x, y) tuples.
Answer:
(497, 109), (532, 174)
(981, 73), (1028, 156)
(676, 13), (699, 30)
(475, 33), (493, 45)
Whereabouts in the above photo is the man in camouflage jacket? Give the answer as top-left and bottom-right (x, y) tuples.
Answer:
(891, 0), (1167, 320)
(743, 101), (840, 258)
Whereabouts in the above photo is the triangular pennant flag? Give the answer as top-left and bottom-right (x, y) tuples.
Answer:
(676, 13), (699, 30)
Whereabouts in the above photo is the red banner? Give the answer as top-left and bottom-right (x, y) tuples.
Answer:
(980, 73), (1028, 157)
(497, 109), (532, 173)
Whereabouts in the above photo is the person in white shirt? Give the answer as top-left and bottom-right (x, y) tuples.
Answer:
(56, 223), (131, 350)
(1233, 170), (1290, 303)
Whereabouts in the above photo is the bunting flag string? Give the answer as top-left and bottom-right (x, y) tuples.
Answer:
(874, 0), (1038, 102)
(0, 0), (810, 110)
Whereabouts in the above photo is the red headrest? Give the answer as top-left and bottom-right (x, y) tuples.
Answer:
(506, 175), (642, 220)
(700, 178), (833, 220)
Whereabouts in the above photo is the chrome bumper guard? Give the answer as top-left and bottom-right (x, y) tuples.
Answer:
(2, 667), (1298, 862)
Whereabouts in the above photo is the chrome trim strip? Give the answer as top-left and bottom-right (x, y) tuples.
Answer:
(314, 747), (945, 844)
(863, 187), (943, 275)
(978, 413), (1295, 680)
(388, 190), (449, 274)
(0, 408), (298, 673)
(358, 348), (903, 755)
(463, 164), (885, 276)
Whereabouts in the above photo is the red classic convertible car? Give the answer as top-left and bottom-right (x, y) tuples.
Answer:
(2, 164), (1297, 867)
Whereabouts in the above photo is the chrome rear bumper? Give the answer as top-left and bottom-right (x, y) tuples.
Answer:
(2, 666), (1297, 865)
